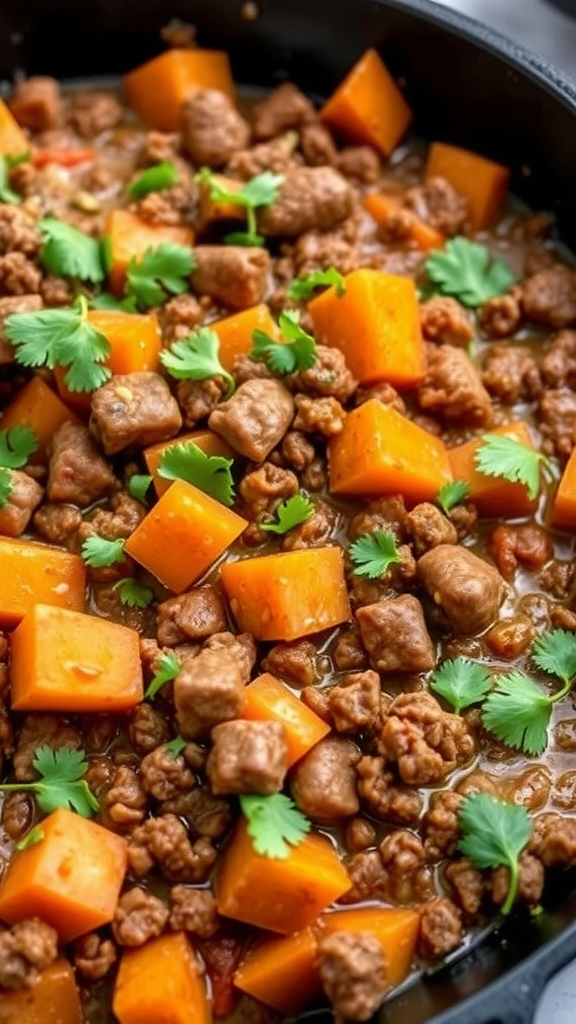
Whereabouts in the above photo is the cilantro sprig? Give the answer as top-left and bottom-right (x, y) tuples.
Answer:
(458, 793), (533, 915)
(0, 746), (99, 818)
(437, 480), (471, 516)
(125, 243), (196, 310)
(81, 535), (125, 568)
(0, 467), (12, 509)
(160, 326), (234, 396)
(158, 442), (235, 506)
(127, 160), (178, 200)
(144, 653), (180, 701)
(239, 793), (311, 859)
(197, 168), (283, 246)
(260, 494), (314, 535)
(349, 530), (401, 579)
(425, 237), (515, 307)
(287, 267), (346, 301)
(430, 657), (491, 715)
(251, 309), (317, 374)
(39, 217), (105, 284)
(127, 474), (153, 504)
(0, 425), (38, 469)
(475, 433), (554, 501)
(114, 578), (154, 609)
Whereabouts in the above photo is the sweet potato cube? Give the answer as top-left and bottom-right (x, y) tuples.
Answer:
(216, 819), (351, 933)
(425, 142), (510, 231)
(123, 48), (234, 131)
(220, 547), (351, 641)
(88, 309), (161, 375)
(321, 906), (420, 988)
(308, 269), (425, 388)
(0, 376), (79, 461)
(242, 673), (331, 766)
(0, 958), (82, 1024)
(363, 193), (445, 251)
(234, 928), (320, 1015)
(144, 430), (235, 497)
(0, 808), (127, 943)
(0, 537), (86, 629)
(211, 304), (279, 371)
(321, 48), (412, 156)
(10, 604), (143, 712)
(328, 399), (453, 503)
(124, 478), (247, 593)
(448, 422), (538, 517)
(550, 445), (576, 529)
(113, 932), (211, 1024)
(105, 209), (194, 296)
(0, 97), (29, 155)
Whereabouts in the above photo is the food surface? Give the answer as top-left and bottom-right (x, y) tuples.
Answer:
(0, 32), (576, 1024)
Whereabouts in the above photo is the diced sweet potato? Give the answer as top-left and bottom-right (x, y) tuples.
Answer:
(0, 537), (86, 629)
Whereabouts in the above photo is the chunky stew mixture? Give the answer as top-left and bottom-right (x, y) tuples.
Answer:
(1, 33), (576, 1024)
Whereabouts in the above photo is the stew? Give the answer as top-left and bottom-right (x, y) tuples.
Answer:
(0, 26), (575, 1024)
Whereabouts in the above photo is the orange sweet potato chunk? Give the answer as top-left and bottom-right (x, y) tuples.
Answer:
(550, 445), (576, 529)
(105, 209), (194, 296)
(448, 422), (538, 518)
(144, 430), (235, 497)
(113, 932), (211, 1024)
(363, 193), (445, 252)
(0, 958), (82, 1024)
(211, 304), (279, 371)
(321, 48), (412, 156)
(123, 48), (234, 131)
(242, 673), (331, 766)
(88, 309), (162, 375)
(0, 376), (79, 461)
(0, 97), (29, 155)
(425, 142), (510, 231)
(308, 269), (425, 388)
(0, 537), (86, 629)
(220, 547), (351, 641)
(321, 906), (420, 988)
(328, 399), (453, 503)
(0, 808), (127, 943)
(10, 604), (143, 712)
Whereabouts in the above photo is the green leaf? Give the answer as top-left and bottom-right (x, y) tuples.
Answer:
(239, 793), (311, 859)
(145, 653), (181, 701)
(429, 657), (491, 714)
(81, 535), (126, 568)
(224, 230), (265, 247)
(0, 155), (22, 204)
(425, 237), (515, 307)
(260, 494), (314, 535)
(0, 425), (38, 469)
(125, 243), (196, 310)
(532, 629), (576, 686)
(16, 824), (45, 851)
(90, 291), (138, 312)
(437, 479), (471, 516)
(475, 433), (553, 501)
(251, 310), (317, 375)
(158, 442), (235, 507)
(127, 474), (153, 504)
(197, 168), (282, 241)
(349, 530), (402, 579)
(0, 467), (12, 509)
(481, 671), (553, 755)
(458, 793), (533, 915)
(165, 735), (187, 759)
(127, 160), (179, 199)
(114, 578), (154, 609)
(159, 327), (234, 396)
(39, 216), (105, 284)
(240, 171), (284, 209)
(287, 267), (346, 301)
(0, 746), (99, 819)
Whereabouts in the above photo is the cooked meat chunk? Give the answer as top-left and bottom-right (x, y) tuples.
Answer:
(356, 595), (436, 673)
(378, 830), (434, 904)
(293, 394), (346, 436)
(417, 544), (504, 634)
(350, 496), (408, 542)
(489, 523), (553, 582)
(419, 296), (473, 346)
(356, 755), (422, 825)
(47, 421), (115, 508)
(478, 290), (522, 338)
(174, 648), (247, 739)
(157, 587), (228, 645)
(227, 133), (299, 179)
(328, 670), (381, 733)
(182, 89), (250, 166)
(10, 75), (62, 130)
(74, 933), (117, 981)
(422, 790), (463, 859)
(13, 713), (81, 780)
(261, 643), (318, 687)
(300, 122), (337, 166)
(0, 918), (58, 989)
(336, 146), (381, 183)
(481, 343), (541, 403)
(169, 886), (219, 937)
(0, 211), (40, 258)
(176, 376), (228, 427)
(127, 814), (217, 883)
(209, 378), (294, 461)
(445, 858), (485, 915)
(128, 701), (171, 754)
(340, 849), (389, 903)
(290, 735), (361, 822)
(192, 245), (270, 309)
(378, 691), (475, 785)
(529, 813), (576, 867)
(0, 293), (42, 362)
(0, 252), (42, 294)
(522, 264), (576, 328)
(0, 469), (43, 537)
(259, 167), (353, 237)
(100, 764), (147, 830)
(418, 343), (493, 426)
(203, 630), (257, 679)
(315, 930), (387, 1023)
(207, 719), (288, 794)
(490, 852), (544, 908)
(541, 329), (576, 388)
(252, 82), (316, 139)
(140, 744), (196, 801)
(539, 387), (576, 457)
(293, 224), (359, 277)
(90, 371), (182, 454)
(418, 898), (463, 960)
(33, 502), (82, 546)
(405, 176), (468, 236)
(68, 90), (123, 135)
(406, 502), (458, 555)
(289, 344), (357, 402)
(112, 887), (169, 946)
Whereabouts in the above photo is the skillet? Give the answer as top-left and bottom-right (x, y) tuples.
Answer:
(1, 0), (576, 1021)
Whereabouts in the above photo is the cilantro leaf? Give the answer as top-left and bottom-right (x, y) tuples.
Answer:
(39, 217), (105, 284)
(197, 168), (283, 240)
(160, 326), (234, 396)
(127, 160), (179, 199)
(125, 243), (196, 310)
(81, 535), (125, 568)
(251, 309), (317, 374)
(114, 578), (154, 608)
(458, 793), (533, 914)
(260, 494), (314, 535)
(349, 529), (402, 579)
(437, 479), (471, 516)
(481, 670), (553, 756)
(425, 237), (515, 307)
(158, 442), (235, 506)
(127, 473), (153, 503)
(429, 657), (491, 714)
(91, 291), (138, 313)
(0, 467), (12, 509)
(224, 230), (265, 247)
(532, 628), (576, 685)
(0, 745), (99, 818)
(165, 735), (187, 759)
(0, 425), (38, 469)
(475, 433), (553, 501)
(5, 294), (112, 392)
(0, 155), (22, 204)
(239, 793), (311, 859)
(145, 652), (181, 700)
(287, 267), (346, 301)
(16, 824), (45, 851)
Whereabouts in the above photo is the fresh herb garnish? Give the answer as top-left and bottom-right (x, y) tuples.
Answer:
(125, 243), (196, 310)
(0, 746), (99, 818)
(0, 467), (12, 509)
(127, 160), (178, 200)
(16, 824), (45, 851)
(532, 628), (576, 684)
(437, 480), (471, 516)
(0, 154), (23, 204)
(197, 168), (283, 246)
(239, 793), (311, 860)
(39, 217), (105, 284)
(160, 326), (234, 396)
(127, 473), (153, 504)
(158, 442), (235, 507)
(5, 294), (111, 392)
(81, 535), (126, 568)
(287, 267), (346, 301)
(349, 529), (402, 579)
(165, 735), (187, 759)
(425, 237), (515, 307)
(251, 309), (317, 374)
(114, 578), (154, 609)
(0, 425), (38, 468)
(260, 494), (314, 535)
(90, 291), (138, 312)
(430, 657), (491, 715)
(144, 652), (181, 701)
(458, 793), (533, 915)
(475, 433), (554, 501)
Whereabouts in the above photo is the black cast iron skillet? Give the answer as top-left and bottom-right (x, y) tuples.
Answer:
(1, 0), (576, 1021)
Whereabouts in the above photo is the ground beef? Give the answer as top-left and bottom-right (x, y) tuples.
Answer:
(538, 387), (576, 457)
(541, 329), (576, 388)
(33, 502), (82, 546)
(1, 792), (33, 842)
(0, 469), (43, 537)
(128, 814), (217, 883)
(176, 376), (228, 427)
(344, 817), (377, 853)
(356, 595), (436, 673)
(355, 755), (422, 826)
(13, 713), (81, 780)
(90, 371), (182, 454)
(90, 491), (147, 539)
(0, 293), (42, 362)
(259, 167), (353, 237)
(157, 588), (228, 646)
(67, 90), (123, 136)
(488, 523), (553, 582)
(418, 343), (493, 426)
(340, 849), (389, 903)
(10, 75), (62, 130)
(419, 296), (474, 346)
(378, 830), (434, 904)
(529, 813), (576, 867)
(349, 495), (408, 542)
(282, 500), (339, 551)
(182, 89), (250, 166)
(445, 859), (485, 915)
(100, 765), (147, 830)
(0, 919), (57, 991)
(378, 692), (475, 786)
(227, 133), (299, 179)
(40, 274), (73, 306)
(238, 462), (299, 530)
(490, 851), (544, 908)
(478, 289), (523, 338)
(112, 887), (169, 947)
(522, 264), (576, 328)
(159, 292), (203, 343)
(293, 394), (346, 436)
(192, 245), (270, 309)
(165, 784), (232, 841)
(261, 642), (319, 687)
(207, 719), (288, 795)
(135, 182), (194, 227)
(128, 701), (171, 754)
(46, 421), (115, 508)
(174, 647), (247, 740)
(74, 933), (117, 981)
(405, 176), (468, 236)
(290, 736), (361, 822)
(0, 210), (41, 259)
(140, 744), (196, 801)
(169, 886), (219, 937)
(481, 343), (542, 403)
(417, 544), (504, 634)
(405, 502), (458, 555)
(315, 930), (387, 1024)
(203, 631), (257, 679)
(418, 898), (463, 961)
(0, 252), (42, 295)
(293, 223), (359, 277)
(336, 146), (381, 183)
(252, 82), (316, 139)
(209, 378), (294, 461)
(300, 122), (337, 166)
(328, 671), (381, 733)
